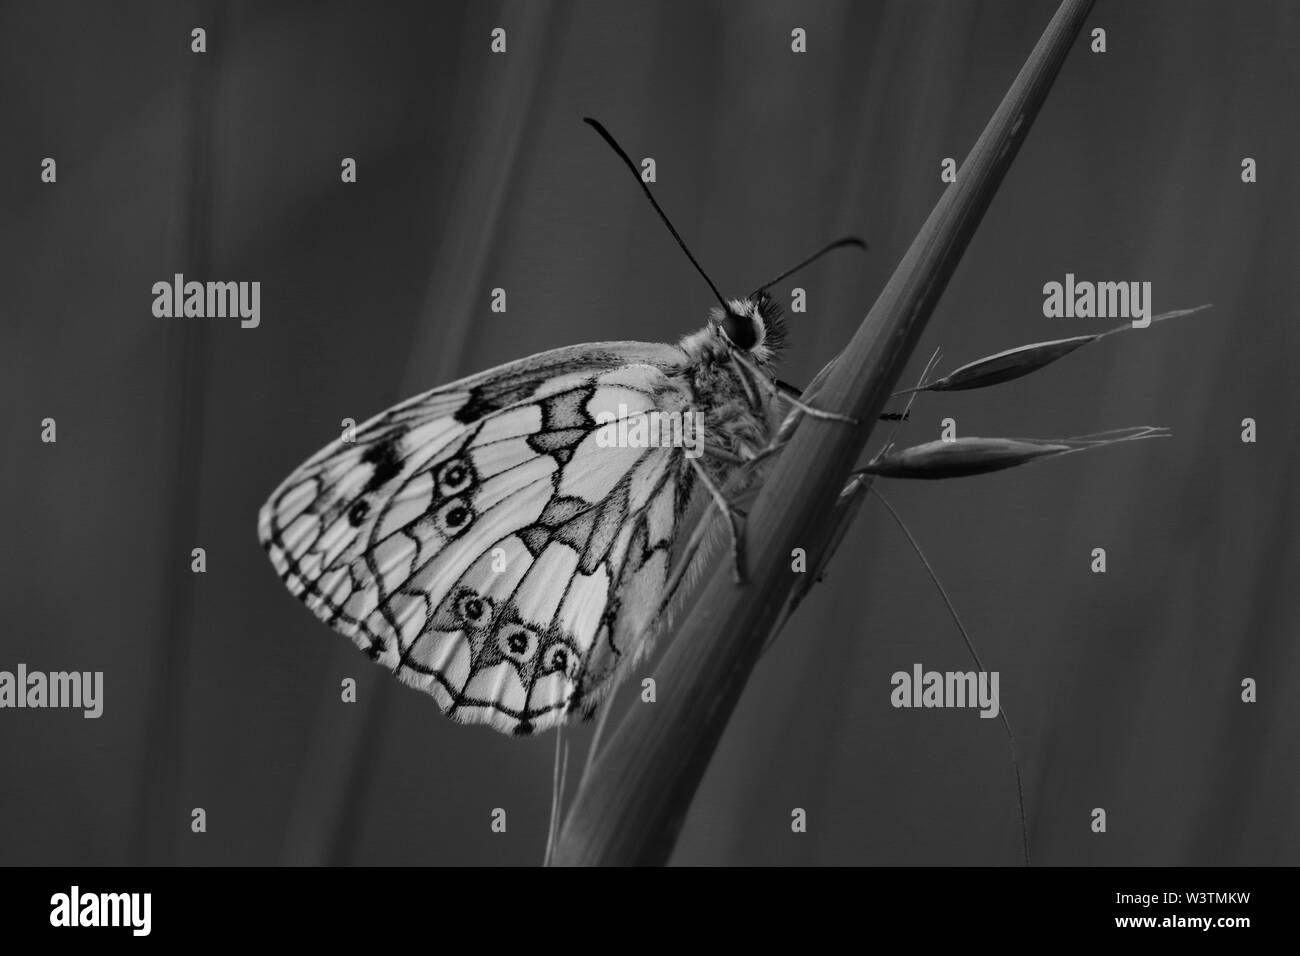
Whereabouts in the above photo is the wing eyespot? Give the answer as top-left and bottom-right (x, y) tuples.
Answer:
(433, 497), (474, 536)
(435, 457), (475, 497)
(346, 499), (370, 527)
(497, 624), (538, 663)
(454, 590), (494, 629)
(541, 643), (575, 678)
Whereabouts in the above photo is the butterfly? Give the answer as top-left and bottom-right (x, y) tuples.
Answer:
(257, 119), (862, 736)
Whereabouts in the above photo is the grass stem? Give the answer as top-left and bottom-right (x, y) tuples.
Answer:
(553, 0), (1097, 867)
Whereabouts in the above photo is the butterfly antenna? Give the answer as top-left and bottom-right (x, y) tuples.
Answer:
(751, 236), (867, 297)
(583, 116), (730, 314)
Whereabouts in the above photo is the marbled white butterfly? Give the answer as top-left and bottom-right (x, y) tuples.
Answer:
(258, 119), (861, 735)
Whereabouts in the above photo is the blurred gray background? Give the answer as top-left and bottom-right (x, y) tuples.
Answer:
(1, 0), (1295, 865)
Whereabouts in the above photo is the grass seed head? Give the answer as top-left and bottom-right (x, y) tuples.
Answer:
(863, 427), (1171, 479)
(910, 303), (1212, 393)
(864, 437), (1074, 478)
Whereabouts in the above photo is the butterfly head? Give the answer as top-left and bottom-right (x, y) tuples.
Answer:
(708, 291), (786, 365)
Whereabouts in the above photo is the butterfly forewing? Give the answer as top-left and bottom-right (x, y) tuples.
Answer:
(258, 341), (705, 735)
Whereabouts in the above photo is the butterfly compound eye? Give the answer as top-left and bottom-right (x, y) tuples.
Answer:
(720, 309), (759, 349)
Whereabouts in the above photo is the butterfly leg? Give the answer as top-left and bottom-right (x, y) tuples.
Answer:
(688, 457), (749, 585)
(744, 439), (789, 469)
(729, 350), (858, 425)
(774, 379), (909, 423)
(769, 378), (858, 424)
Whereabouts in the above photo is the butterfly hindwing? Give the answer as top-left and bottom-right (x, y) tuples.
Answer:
(259, 341), (699, 734)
